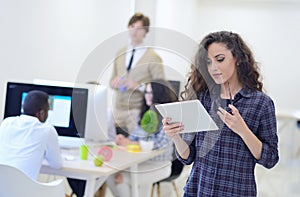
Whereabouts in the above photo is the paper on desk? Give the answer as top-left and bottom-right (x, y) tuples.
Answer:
(155, 100), (219, 133)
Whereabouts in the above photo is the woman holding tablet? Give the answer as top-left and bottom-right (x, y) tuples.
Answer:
(163, 31), (279, 196)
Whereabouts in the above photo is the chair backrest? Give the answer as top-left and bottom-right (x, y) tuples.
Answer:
(0, 164), (65, 197)
(163, 158), (184, 181)
(170, 158), (184, 177)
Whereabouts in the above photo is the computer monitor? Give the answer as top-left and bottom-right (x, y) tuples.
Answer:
(4, 82), (88, 138)
(168, 80), (181, 98)
(32, 79), (109, 142)
(80, 83), (109, 142)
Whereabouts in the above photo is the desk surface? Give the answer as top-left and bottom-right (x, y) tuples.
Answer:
(41, 144), (164, 197)
(276, 109), (300, 120)
(41, 144), (163, 179)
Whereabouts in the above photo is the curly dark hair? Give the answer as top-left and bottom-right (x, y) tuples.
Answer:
(181, 31), (263, 100)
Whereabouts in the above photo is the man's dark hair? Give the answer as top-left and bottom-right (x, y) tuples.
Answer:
(23, 90), (49, 116)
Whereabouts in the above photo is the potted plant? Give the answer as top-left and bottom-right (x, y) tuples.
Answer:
(139, 109), (159, 151)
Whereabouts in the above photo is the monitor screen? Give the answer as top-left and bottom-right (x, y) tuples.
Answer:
(168, 80), (181, 97)
(4, 82), (88, 138)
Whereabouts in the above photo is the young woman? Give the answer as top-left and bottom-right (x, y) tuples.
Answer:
(163, 31), (279, 196)
(107, 79), (178, 197)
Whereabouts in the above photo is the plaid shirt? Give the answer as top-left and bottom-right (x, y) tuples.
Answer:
(129, 125), (173, 161)
(177, 87), (279, 197)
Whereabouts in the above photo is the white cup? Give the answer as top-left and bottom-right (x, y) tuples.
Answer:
(139, 140), (154, 152)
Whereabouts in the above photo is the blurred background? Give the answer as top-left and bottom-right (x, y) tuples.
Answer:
(1, 0), (299, 196)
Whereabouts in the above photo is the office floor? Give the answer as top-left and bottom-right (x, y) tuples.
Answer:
(103, 165), (191, 197)
(103, 163), (300, 197)
(41, 154), (300, 197)
(255, 161), (300, 197)
(40, 166), (191, 197)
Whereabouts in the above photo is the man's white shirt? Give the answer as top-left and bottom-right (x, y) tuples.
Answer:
(0, 115), (62, 180)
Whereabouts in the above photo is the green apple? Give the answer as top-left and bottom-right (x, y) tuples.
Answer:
(93, 155), (104, 167)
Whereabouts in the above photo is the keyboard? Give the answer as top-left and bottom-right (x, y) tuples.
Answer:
(58, 136), (85, 149)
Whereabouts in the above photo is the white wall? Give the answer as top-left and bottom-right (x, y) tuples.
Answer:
(1, 0), (300, 118)
(0, 0), (133, 118)
(155, 0), (300, 112)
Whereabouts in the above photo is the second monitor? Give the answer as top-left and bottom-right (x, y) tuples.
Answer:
(83, 83), (109, 142)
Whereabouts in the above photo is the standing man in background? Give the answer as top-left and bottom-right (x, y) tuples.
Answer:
(110, 12), (165, 136)
(0, 90), (62, 180)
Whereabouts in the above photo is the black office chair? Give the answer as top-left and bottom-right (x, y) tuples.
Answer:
(151, 154), (184, 197)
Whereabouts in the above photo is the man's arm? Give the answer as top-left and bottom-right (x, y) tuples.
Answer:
(45, 127), (63, 169)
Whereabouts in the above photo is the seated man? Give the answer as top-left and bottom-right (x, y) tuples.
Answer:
(0, 90), (62, 180)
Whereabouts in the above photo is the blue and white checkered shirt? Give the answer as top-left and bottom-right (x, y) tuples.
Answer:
(177, 87), (279, 197)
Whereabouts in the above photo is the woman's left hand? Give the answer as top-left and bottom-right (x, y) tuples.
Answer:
(217, 104), (249, 136)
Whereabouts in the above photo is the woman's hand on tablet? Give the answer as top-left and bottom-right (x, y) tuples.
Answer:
(162, 117), (184, 138)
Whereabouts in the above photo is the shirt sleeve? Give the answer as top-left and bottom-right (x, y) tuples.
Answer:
(128, 125), (172, 151)
(128, 125), (143, 142)
(151, 127), (172, 150)
(151, 127), (174, 162)
(45, 127), (63, 169)
(255, 98), (279, 168)
(109, 48), (124, 90)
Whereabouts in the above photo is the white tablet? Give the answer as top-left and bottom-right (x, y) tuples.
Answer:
(155, 100), (219, 133)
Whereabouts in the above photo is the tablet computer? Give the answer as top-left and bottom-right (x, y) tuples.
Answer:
(155, 100), (219, 133)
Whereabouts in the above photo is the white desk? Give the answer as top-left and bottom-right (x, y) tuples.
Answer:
(276, 109), (300, 120)
(41, 145), (163, 197)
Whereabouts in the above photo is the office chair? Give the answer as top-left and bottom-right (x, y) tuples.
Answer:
(151, 155), (184, 197)
(0, 164), (65, 197)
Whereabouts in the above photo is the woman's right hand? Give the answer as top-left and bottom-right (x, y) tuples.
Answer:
(162, 117), (184, 139)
